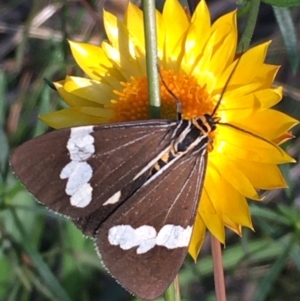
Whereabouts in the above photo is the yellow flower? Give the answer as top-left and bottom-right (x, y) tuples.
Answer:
(41, 0), (298, 260)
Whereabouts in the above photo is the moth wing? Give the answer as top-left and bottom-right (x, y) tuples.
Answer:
(10, 120), (176, 220)
(96, 152), (207, 300)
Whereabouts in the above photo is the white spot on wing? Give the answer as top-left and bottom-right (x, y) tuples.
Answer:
(108, 225), (157, 254)
(156, 225), (192, 248)
(108, 224), (192, 254)
(60, 126), (95, 208)
(70, 183), (93, 207)
(68, 127), (95, 161)
(103, 191), (121, 206)
(64, 162), (93, 195)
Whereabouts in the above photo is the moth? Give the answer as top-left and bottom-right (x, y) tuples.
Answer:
(11, 65), (235, 300)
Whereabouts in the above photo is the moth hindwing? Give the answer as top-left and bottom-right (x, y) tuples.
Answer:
(10, 116), (214, 300)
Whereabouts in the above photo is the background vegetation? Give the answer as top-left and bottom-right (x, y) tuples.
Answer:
(1, 0), (300, 300)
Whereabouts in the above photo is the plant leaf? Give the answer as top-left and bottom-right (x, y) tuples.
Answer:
(272, 6), (299, 73)
(263, 0), (300, 7)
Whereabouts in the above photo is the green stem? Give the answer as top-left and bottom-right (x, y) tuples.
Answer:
(142, 0), (161, 119)
(142, 1), (180, 299)
(237, 0), (261, 52)
(164, 275), (181, 301)
(164, 281), (175, 301)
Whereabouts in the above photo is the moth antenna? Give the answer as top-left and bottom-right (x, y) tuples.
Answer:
(157, 65), (182, 120)
(211, 53), (244, 117)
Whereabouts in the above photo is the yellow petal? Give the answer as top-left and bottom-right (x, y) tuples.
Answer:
(40, 108), (107, 129)
(104, 10), (142, 71)
(219, 86), (281, 116)
(255, 87), (282, 109)
(124, 2), (145, 50)
(63, 76), (114, 105)
(155, 9), (165, 59)
(254, 64), (280, 89)
(222, 216), (242, 235)
(219, 93), (261, 122)
(205, 166), (253, 227)
(227, 157), (287, 189)
(163, 0), (189, 62)
(222, 198), (252, 229)
(103, 9), (121, 50)
(77, 106), (113, 118)
(199, 188), (225, 243)
(215, 125), (294, 164)
(101, 42), (142, 81)
(68, 41), (119, 80)
(216, 41), (271, 90)
(235, 109), (299, 140)
(274, 132), (295, 145)
(209, 153), (260, 200)
(54, 80), (100, 107)
(220, 82), (263, 98)
(188, 212), (206, 261)
(183, 0), (211, 68)
(192, 31), (217, 92)
(209, 11), (237, 77)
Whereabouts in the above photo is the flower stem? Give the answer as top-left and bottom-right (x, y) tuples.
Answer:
(142, 2), (178, 299)
(211, 234), (227, 301)
(142, 0), (161, 119)
(164, 275), (181, 301)
(237, 0), (261, 52)
(173, 274), (181, 301)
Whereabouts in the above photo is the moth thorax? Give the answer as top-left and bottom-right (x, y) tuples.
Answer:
(172, 123), (207, 154)
(193, 114), (216, 134)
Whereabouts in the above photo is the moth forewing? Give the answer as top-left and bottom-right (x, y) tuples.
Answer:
(10, 120), (177, 220)
(97, 152), (208, 300)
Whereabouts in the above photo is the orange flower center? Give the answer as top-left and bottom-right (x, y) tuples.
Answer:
(109, 69), (215, 122)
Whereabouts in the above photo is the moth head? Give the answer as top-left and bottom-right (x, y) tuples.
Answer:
(203, 114), (218, 132)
